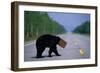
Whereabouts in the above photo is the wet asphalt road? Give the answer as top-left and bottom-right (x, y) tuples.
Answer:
(24, 33), (90, 62)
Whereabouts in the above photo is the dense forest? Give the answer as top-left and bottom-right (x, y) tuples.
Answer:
(73, 21), (90, 34)
(24, 11), (66, 41)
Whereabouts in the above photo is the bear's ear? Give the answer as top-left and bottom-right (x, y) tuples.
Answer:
(58, 39), (67, 48)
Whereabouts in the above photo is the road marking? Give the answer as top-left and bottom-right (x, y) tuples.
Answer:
(24, 42), (34, 46)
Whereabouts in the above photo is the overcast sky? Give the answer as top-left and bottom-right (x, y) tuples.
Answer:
(48, 12), (90, 31)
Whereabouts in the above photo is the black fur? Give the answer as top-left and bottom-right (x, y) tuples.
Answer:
(36, 34), (61, 58)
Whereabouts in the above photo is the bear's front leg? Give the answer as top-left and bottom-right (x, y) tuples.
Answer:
(52, 46), (61, 56)
(48, 49), (53, 57)
(48, 46), (61, 57)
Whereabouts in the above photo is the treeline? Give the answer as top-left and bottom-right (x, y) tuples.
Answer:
(73, 21), (90, 34)
(24, 11), (66, 41)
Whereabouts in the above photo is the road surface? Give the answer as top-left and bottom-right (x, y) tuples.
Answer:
(24, 32), (90, 61)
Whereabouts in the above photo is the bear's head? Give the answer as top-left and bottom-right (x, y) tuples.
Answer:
(58, 38), (67, 48)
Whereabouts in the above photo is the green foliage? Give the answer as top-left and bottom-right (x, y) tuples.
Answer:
(24, 11), (66, 41)
(73, 21), (90, 34)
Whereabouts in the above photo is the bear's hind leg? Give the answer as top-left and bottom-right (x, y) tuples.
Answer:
(36, 51), (42, 58)
(36, 48), (45, 58)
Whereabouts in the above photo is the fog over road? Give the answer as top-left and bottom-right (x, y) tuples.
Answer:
(24, 32), (90, 62)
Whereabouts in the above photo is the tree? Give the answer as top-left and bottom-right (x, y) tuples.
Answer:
(24, 11), (66, 41)
(73, 21), (90, 34)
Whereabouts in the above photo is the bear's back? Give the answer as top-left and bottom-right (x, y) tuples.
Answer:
(36, 34), (60, 47)
(36, 34), (56, 42)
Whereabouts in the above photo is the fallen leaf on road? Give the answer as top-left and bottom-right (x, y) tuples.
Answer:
(79, 48), (85, 56)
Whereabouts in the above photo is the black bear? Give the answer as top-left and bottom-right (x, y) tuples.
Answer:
(36, 34), (66, 58)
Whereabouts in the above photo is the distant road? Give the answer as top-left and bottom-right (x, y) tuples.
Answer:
(24, 32), (90, 61)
